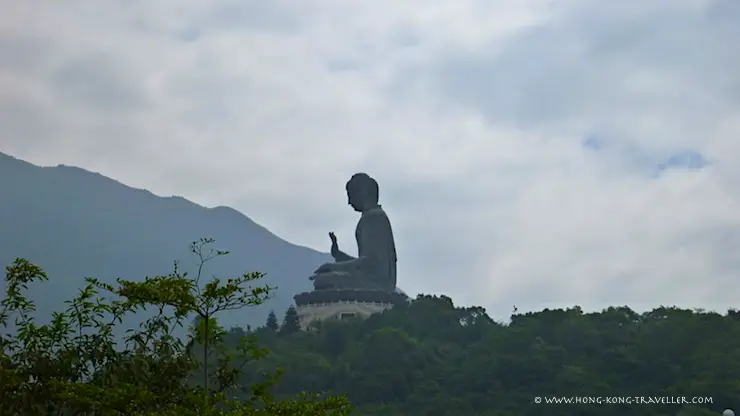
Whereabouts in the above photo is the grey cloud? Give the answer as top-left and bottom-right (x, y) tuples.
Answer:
(0, 36), (50, 72)
(51, 53), (147, 112)
(326, 59), (362, 73)
(175, 27), (201, 43)
(197, 0), (306, 33)
(0, 100), (59, 151)
(424, 1), (740, 133)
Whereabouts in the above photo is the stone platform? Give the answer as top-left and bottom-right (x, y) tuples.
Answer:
(293, 289), (408, 330)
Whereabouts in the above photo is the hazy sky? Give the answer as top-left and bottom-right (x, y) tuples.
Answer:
(2, 0), (740, 320)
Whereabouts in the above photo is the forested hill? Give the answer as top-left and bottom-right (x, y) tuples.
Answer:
(0, 151), (329, 329)
(238, 296), (738, 416)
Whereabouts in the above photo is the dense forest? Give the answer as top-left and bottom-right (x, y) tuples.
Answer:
(239, 298), (739, 415)
(2, 240), (738, 415)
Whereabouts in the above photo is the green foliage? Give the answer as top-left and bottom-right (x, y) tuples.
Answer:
(279, 306), (301, 336)
(0, 238), (353, 415)
(265, 311), (279, 332)
(4, 236), (738, 416)
(235, 297), (740, 415)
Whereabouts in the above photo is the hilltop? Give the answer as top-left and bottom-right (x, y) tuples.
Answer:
(0, 151), (329, 328)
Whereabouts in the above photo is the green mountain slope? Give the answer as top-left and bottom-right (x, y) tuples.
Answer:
(0, 151), (329, 329)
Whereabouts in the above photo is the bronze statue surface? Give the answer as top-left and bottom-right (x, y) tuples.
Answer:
(309, 173), (397, 292)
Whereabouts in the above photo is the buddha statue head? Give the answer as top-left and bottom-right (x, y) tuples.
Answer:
(346, 173), (379, 213)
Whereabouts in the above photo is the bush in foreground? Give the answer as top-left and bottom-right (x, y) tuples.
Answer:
(0, 238), (353, 415)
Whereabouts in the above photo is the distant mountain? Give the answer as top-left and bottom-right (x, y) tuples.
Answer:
(0, 151), (329, 329)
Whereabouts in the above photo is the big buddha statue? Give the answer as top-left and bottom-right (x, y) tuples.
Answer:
(309, 173), (398, 292)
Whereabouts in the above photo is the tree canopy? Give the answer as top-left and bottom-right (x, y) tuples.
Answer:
(240, 296), (738, 415)
(2, 238), (738, 415)
(0, 239), (352, 415)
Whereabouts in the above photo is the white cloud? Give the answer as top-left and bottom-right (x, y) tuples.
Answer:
(1, 0), (739, 321)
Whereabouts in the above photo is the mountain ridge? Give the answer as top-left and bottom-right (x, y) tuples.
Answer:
(0, 151), (329, 328)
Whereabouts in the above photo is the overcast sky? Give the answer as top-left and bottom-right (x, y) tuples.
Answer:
(2, 0), (740, 320)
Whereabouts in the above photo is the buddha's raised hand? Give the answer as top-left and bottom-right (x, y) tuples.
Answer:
(329, 232), (339, 257)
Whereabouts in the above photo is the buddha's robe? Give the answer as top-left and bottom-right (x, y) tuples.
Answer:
(312, 205), (397, 292)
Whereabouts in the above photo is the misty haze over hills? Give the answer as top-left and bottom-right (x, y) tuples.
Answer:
(0, 151), (330, 329)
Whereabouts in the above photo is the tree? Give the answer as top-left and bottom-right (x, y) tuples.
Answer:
(279, 306), (301, 335)
(266, 311), (279, 332)
(0, 239), (353, 415)
(231, 295), (739, 415)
